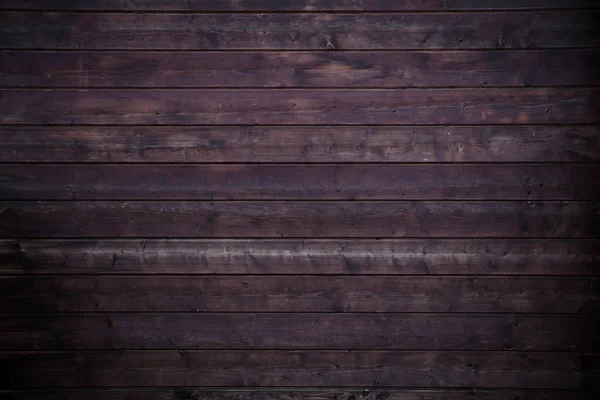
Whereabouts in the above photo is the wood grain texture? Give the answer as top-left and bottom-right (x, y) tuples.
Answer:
(1, 0), (597, 11)
(0, 389), (593, 400)
(4, 313), (597, 351)
(0, 201), (597, 238)
(3, 239), (596, 275)
(0, 350), (591, 388)
(2, 126), (598, 163)
(1, 276), (596, 313)
(3, 50), (599, 88)
(1, 11), (598, 50)
(1, 164), (597, 200)
(1, 1), (598, 395)
(1, 88), (598, 125)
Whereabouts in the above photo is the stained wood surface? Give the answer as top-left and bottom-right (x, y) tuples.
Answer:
(0, 164), (597, 200)
(2, 0), (598, 395)
(1, 276), (596, 313)
(0, 201), (596, 238)
(2, 88), (598, 125)
(3, 239), (596, 275)
(1, 0), (598, 11)
(4, 50), (599, 88)
(2, 126), (598, 163)
(1, 11), (598, 50)
(0, 350), (592, 389)
(0, 389), (593, 400)
(2, 313), (598, 351)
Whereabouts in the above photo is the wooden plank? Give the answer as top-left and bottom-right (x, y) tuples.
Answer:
(3, 50), (599, 88)
(3, 239), (596, 275)
(0, 0), (597, 11)
(1, 11), (598, 50)
(445, 0), (599, 10)
(1, 126), (598, 163)
(0, 201), (597, 238)
(1, 88), (598, 125)
(0, 239), (19, 268)
(1, 164), (597, 201)
(583, 356), (600, 390)
(1, 276), (596, 313)
(0, 389), (592, 400)
(1, 313), (598, 351)
(0, 350), (588, 388)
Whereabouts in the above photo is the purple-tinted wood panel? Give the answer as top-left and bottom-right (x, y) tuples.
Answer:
(1, 11), (598, 50)
(1, 89), (598, 125)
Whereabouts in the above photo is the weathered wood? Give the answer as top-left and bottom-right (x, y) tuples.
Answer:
(0, 350), (589, 388)
(0, 389), (592, 400)
(1, 11), (598, 50)
(3, 239), (596, 275)
(3, 50), (599, 88)
(0, 201), (596, 238)
(1, 88), (598, 125)
(0, 0), (597, 11)
(2, 313), (597, 351)
(1, 0), (598, 395)
(1, 276), (596, 313)
(1, 164), (596, 200)
(1, 126), (598, 163)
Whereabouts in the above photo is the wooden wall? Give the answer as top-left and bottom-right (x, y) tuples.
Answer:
(0, 1), (599, 399)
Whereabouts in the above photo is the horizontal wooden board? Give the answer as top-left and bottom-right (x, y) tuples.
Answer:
(0, 389), (592, 400)
(2, 1), (597, 396)
(1, 276), (596, 313)
(0, 201), (597, 238)
(2, 126), (598, 163)
(1, 88), (598, 125)
(2, 313), (598, 351)
(1, 11), (598, 50)
(0, 350), (591, 388)
(1, 164), (597, 201)
(3, 50), (599, 88)
(3, 239), (597, 275)
(1, 0), (597, 11)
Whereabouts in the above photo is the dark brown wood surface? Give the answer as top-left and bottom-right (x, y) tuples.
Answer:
(2, 275), (597, 313)
(1, 0), (598, 11)
(1, 11), (598, 50)
(1, 1), (598, 397)
(2, 239), (597, 275)
(1, 313), (598, 351)
(0, 351), (593, 389)
(2, 126), (598, 163)
(0, 389), (594, 400)
(3, 50), (599, 88)
(2, 88), (598, 125)
(1, 201), (597, 238)
(0, 164), (597, 200)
